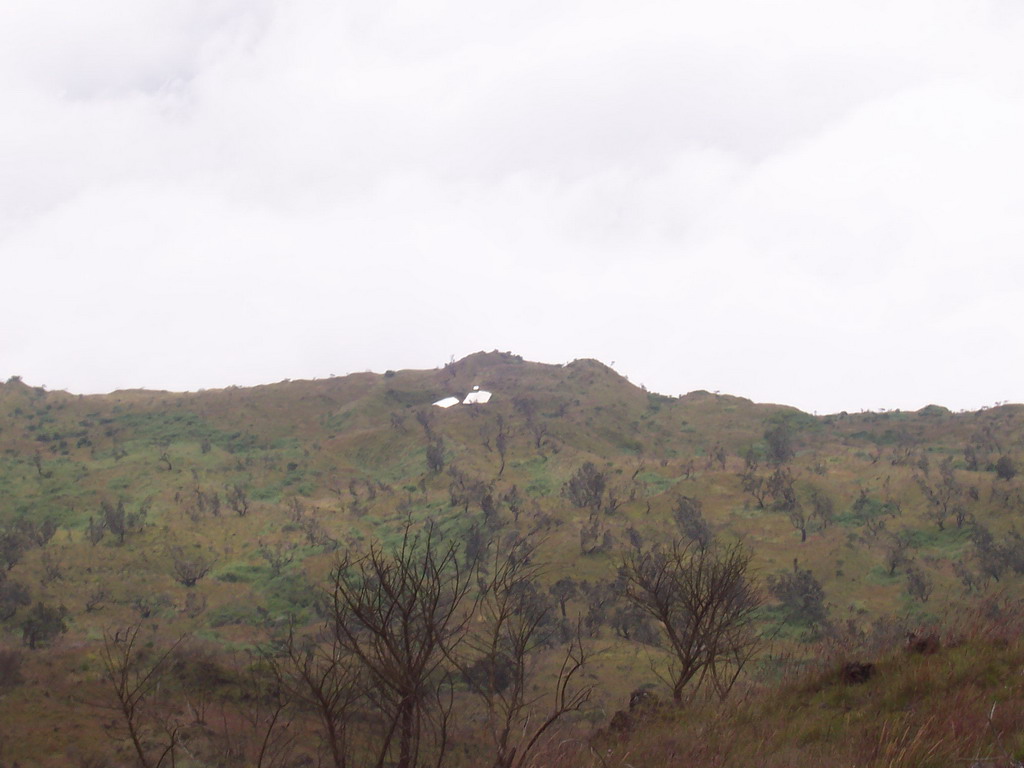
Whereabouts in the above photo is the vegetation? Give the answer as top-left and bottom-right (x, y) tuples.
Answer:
(2, 352), (1024, 765)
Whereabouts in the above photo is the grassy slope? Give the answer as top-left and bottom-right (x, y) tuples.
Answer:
(1, 351), (1024, 765)
(573, 597), (1024, 767)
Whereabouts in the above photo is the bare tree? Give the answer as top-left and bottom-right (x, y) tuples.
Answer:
(267, 623), (363, 768)
(87, 516), (106, 546)
(807, 487), (835, 530)
(621, 538), (763, 703)
(102, 500), (128, 545)
(86, 588), (109, 613)
(16, 516), (57, 547)
(100, 625), (185, 768)
(327, 521), (475, 768)
(787, 504), (810, 543)
(529, 422), (549, 451)
(767, 466), (799, 511)
(258, 540), (295, 577)
(40, 551), (63, 584)
(738, 450), (768, 509)
(214, 651), (297, 768)
(915, 457), (967, 531)
(169, 545), (216, 587)
(495, 415), (510, 476)
(465, 538), (591, 768)
(884, 532), (911, 576)
(963, 444), (980, 471)
(905, 563), (934, 603)
(226, 484), (250, 517)
(101, 500), (147, 543)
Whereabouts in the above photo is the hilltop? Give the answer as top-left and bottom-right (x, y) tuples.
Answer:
(2, 351), (1024, 766)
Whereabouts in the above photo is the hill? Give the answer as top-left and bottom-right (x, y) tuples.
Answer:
(2, 351), (1024, 766)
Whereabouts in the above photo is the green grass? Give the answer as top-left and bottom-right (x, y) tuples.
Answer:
(1, 357), (1024, 765)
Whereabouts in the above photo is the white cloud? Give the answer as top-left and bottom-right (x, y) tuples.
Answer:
(2, 0), (1023, 412)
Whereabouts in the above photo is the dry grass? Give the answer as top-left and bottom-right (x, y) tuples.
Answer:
(541, 599), (1024, 768)
(3, 359), (1024, 765)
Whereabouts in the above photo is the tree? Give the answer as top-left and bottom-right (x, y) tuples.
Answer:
(226, 484), (250, 517)
(502, 485), (523, 524)
(743, 473), (769, 509)
(578, 512), (613, 556)
(916, 457), (967, 530)
(884, 532), (911, 576)
(621, 539), (763, 703)
(20, 601), (67, 649)
(581, 580), (615, 638)
(169, 545), (215, 587)
(767, 566), (826, 627)
(787, 504), (810, 543)
(764, 423), (795, 466)
(672, 495), (712, 548)
(495, 415), (510, 476)
(549, 577), (578, 619)
(101, 625), (184, 768)
(258, 540), (295, 577)
(905, 563), (934, 603)
(102, 499), (147, 544)
(610, 602), (660, 645)
(963, 443), (980, 470)
(563, 462), (606, 511)
(970, 525), (1000, 582)
(267, 623), (362, 768)
(465, 538), (591, 768)
(327, 522), (474, 768)
(15, 516), (57, 547)
(0, 646), (23, 689)
(86, 516), (106, 545)
(767, 467), (799, 511)
(102, 501), (128, 544)
(995, 455), (1018, 481)
(739, 452), (769, 509)
(807, 487), (835, 530)
(0, 528), (28, 571)
(426, 437), (446, 474)
(0, 578), (30, 621)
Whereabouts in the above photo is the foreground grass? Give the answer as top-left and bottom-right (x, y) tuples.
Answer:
(4, 598), (1024, 766)
(540, 599), (1024, 768)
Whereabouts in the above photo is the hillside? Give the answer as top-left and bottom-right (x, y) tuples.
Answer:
(2, 351), (1024, 766)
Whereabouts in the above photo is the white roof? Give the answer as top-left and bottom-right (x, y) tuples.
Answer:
(432, 396), (460, 408)
(463, 390), (492, 405)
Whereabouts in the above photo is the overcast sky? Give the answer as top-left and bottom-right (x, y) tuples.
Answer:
(2, 0), (1023, 414)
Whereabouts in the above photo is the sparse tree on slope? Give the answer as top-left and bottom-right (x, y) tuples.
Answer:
(327, 522), (473, 768)
(621, 539), (762, 703)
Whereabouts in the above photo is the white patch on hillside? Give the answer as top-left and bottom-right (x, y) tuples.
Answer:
(463, 388), (492, 405)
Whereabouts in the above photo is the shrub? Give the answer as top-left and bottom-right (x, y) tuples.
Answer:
(995, 455), (1018, 481)
(20, 602), (68, 649)
(0, 645), (23, 688)
(767, 567), (827, 627)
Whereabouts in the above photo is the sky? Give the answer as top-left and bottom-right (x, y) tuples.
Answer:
(2, 0), (1023, 414)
